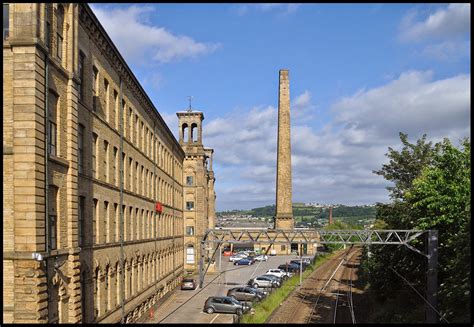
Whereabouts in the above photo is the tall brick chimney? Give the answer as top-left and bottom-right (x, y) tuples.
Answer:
(328, 206), (333, 225)
(275, 69), (294, 230)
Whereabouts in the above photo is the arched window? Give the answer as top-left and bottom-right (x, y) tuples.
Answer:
(191, 123), (198, 142)
(181, 123), (188, 142)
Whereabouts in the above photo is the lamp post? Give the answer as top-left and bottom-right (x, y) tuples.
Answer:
(299, 241), (302, 287)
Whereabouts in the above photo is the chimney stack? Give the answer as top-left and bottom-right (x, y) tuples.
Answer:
(275, 69), (294, 230)
(329, 206), (333, 225)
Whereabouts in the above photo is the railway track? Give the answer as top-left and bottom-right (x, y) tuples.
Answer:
(305, 246), (359, 324)
(268, 246), (360, 324)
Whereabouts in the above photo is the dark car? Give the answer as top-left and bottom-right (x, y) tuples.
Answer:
(234, 258), (254, 266)
(290, 260), (309, 270)
(246, 255), (256, 263)
(181, 278), (197, 290)
(203, 296), (250, 315)
(227, 287), (265, 302)
(278, 263), (300, 272)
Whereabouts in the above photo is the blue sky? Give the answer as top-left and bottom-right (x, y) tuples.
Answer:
(90, 3), (471, 211)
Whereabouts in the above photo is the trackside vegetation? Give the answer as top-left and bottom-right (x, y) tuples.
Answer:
(239, 253), (332, 323)
(359, 133), (470, 323)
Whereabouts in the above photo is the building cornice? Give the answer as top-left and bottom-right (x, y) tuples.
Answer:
(79, 4), (184, 157)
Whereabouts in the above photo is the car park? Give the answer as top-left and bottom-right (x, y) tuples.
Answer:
(266, 268), (292, 279)
(234, 258), (254, 266)
(227, 287), (265, 302)
(203, 296), (250, 315)
(180, 278), (197, 290)
(254, 254), (268, 262)
(248, 275), (279, 289)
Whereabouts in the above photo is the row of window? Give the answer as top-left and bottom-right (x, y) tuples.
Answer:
(77, 53), (181, 179)
(90, 199), (183, 245)
(91, 249), (183, 320)
(49, 188), (183, 251)
(77, 126), (183, 208)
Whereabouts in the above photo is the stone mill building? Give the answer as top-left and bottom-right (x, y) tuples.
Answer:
(2, 3), (216, 323)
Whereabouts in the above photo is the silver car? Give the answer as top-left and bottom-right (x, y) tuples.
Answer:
(204, 296), (250, 315)
(248, 275), (279, 288)
(266, 268), (292, 279)
(254, 254), (268, 262)
(229, 253), (247, 262)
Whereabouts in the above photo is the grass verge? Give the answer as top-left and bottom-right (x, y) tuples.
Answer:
(240, 253), (335, 323)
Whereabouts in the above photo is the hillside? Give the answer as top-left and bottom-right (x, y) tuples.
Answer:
(218, 204), (376, 218)
(217, 204), (376, 228)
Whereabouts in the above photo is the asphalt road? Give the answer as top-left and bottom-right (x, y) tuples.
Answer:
(142, 254), (301, 324)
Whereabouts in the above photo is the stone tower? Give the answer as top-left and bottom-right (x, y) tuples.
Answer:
(177, 109), (215, 271)
(275, 69), (294, 230)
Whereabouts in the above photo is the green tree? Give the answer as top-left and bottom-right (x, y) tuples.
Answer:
(361, 134), (470, 323)
(373, 132), (438, 200)
(405, 138), (470, 322)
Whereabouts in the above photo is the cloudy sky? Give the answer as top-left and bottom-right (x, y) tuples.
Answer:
(90, 4), (471, 211)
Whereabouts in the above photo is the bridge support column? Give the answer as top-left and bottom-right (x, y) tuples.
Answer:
(199, 241), (205, 288)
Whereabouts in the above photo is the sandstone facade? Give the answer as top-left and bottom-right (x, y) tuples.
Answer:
(177, 111), (216, 272)
(3, 3), (215, 323)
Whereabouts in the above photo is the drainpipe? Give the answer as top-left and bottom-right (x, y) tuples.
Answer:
(44, 46), (50, 255)
(119, 77), (125, 324)
(152, 122), (159, 297)
(172, 144), (176, 279)
(41, 23), (51, 322)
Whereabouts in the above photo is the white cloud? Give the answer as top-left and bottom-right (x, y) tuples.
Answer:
(399, 4), (471, 42)
(90, 4), (221, 64)
(203, 74), (470, 211)
(331, 70), (470, 141)
(420, 40), (470, 61)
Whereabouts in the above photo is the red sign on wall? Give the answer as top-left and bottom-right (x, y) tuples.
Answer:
(155, 202), (163, 213)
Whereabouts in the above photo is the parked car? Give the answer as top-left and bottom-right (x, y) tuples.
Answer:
(227, 287), (265, 302)
(266, 268), (292, 279)
(223, 250), (233, 256)
(229, 253), (247, 262)
(261, 274), (282, 287)
(248, 275), (279, 289)
(234, 258), (254, 266)
(290, 260), (309, 269)
(300, 256), (314, 264)
(203, 296), (250, 315)
(181, 278), (197, 290)
(254, 254), (268, 262)
(236, 251), (251, 256)
(278, 263), (301, 273)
